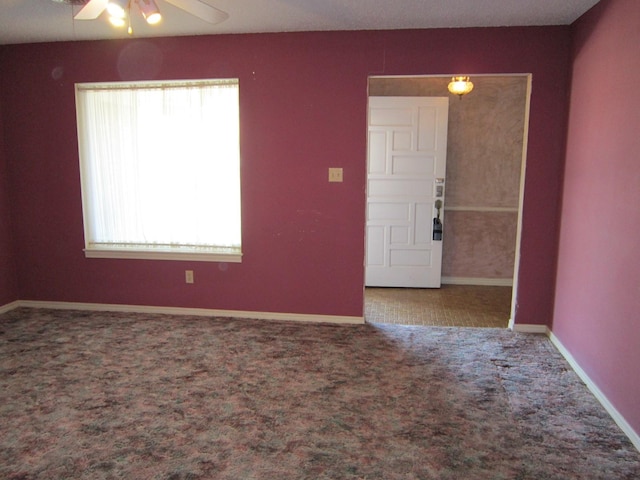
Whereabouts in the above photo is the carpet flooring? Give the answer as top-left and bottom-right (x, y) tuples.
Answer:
(1, 308), (639, 479)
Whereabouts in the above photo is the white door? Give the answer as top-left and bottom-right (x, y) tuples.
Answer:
(366, 96), (449, 288)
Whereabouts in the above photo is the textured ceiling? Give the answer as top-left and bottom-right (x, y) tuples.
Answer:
(0, 0), (600, 45)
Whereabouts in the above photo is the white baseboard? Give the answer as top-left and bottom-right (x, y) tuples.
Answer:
(12, 300), (365, 325)
(0, 300), (20, 315)
(442, 277), (513, 287)
(511, 323), (549, 334)
(549, 331), (640, 452)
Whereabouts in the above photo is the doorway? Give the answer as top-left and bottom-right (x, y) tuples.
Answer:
(365, 75), (531, 328)
(365, 285), (512, 327)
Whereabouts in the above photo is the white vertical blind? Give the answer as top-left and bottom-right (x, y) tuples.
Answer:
(75, 79), (241, 259)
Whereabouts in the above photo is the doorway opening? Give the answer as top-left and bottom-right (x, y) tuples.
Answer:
(364, 74), (532, 328)
(365, 285), (512, 327)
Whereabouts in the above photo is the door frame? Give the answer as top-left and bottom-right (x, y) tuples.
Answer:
(364, 74), (533, 327)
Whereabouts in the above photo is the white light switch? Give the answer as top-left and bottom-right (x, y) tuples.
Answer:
(328, 167), (343, 182)
(185, 270), (194, 284)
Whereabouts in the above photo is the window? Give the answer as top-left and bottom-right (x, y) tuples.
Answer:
(75, 78), (241, 262)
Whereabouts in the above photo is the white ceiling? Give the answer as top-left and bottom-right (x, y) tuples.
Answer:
(0, 0), (600, 46)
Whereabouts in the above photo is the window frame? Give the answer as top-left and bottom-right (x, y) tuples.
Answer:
(75, 78), (242, 263)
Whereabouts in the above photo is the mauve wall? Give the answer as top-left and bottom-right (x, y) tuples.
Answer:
(0, 27), (570, 322)
(0, 98), (17, 306)
(553, 0), (640, 434)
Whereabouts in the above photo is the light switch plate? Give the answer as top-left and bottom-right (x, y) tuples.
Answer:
(328, 167), (343, 182)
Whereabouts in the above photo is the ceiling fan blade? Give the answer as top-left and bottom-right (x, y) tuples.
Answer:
(164, 0), (229, 24)
(74, 0), (108, 20)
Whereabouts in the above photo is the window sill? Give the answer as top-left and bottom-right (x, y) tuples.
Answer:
(84, 248), (242, 263)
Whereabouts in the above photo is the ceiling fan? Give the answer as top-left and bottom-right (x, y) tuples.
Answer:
(57, 0), (228, 33)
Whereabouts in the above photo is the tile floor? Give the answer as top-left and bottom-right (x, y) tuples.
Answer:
(364, 285), (512, 328)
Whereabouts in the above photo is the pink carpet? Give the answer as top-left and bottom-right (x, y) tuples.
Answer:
(1, 308), (638, 479)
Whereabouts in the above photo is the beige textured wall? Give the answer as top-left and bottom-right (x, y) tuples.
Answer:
(368, 76), (528, 282)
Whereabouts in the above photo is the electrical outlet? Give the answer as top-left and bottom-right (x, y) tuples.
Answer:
(328, 167), (343, 182)
(185, 270), (194, 284)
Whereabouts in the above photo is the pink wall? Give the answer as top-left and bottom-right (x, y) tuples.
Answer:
(0, 97), (18, 306)
(553, 0), (640, 434)
(0, 27), (571, 321)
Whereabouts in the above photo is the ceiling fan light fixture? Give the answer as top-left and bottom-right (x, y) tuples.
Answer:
(108, 15), (126, 27)
(106, 0), (128, 19)
(146, 11), (162, 24)
(136, 0), (162, 24)
(448, 76), (474, 98)
(71, 0), (230, 32)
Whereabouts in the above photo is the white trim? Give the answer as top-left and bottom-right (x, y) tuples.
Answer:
(368, 73), (533, 80)
(510, 74), (533, 325)
(444, 206), (519, 213)
(511, 323), (549, 334)
(442, 277), (513, 287)
(0, 301), (20, 315)
(14, 300), (365, 325)
(84, 249), (242, 263)
(549, 331), (640, 452)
